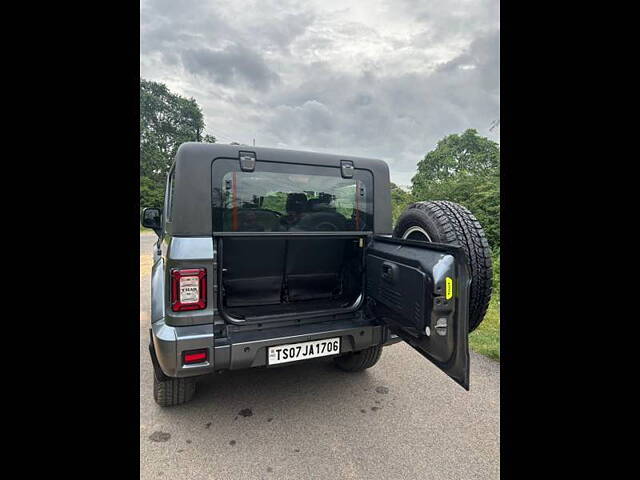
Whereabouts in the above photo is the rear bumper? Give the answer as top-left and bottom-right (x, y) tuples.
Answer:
(150, 317), (400, 378)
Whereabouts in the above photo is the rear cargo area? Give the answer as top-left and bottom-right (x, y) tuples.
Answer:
(220, 237), (364, 321)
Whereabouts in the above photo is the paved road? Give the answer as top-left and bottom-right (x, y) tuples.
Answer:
(140, 233), (500, 479)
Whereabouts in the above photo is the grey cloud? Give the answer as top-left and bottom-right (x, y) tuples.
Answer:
(141, 0), (306, 91)
(141, 0), (499, 185)
(352, 94), (373, 107)
(436, 31), (500, 93)
(261, 30), (499, 183)
(181, 45), (280, 91)
(401, 0), (500, 45)
(255, 11), (315, 51)
(141, 0), (231, 53)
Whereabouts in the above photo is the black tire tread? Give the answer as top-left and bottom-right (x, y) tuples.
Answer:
(333, 345), (383, 372)
(393, 200), (492, 332)
(153, 376), (196, 407)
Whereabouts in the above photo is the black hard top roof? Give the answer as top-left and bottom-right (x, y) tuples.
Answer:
(167, 142), (393, 236)
(173, 142), (390, 170)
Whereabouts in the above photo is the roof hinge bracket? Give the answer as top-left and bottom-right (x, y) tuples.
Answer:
(239, 151), (256, 172)
(341, 160), (354, 178)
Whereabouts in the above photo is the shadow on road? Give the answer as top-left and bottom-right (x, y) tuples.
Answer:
(156, 354), (393, 424)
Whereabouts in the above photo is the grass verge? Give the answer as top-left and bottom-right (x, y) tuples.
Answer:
(469, 296), (500, 361)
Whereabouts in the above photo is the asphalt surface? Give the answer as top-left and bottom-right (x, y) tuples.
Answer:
(140, 232), (500, 479)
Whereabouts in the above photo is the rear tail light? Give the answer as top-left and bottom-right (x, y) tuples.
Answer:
(183, 349), (208, 365)
(171, 268), (206, 311)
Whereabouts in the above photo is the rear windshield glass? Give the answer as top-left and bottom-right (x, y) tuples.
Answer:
(212, 160), (373, 232)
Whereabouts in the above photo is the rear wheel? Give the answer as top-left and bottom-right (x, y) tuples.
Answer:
(153, 375), (196, 407)
(333, 345), (383, 372)
(393, 200), (493, 333)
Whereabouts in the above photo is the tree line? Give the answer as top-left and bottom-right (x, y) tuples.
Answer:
(392, 128), (499, 251)
(140, 78), (216, 209)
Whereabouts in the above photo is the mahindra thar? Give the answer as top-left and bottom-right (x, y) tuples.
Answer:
(141, 143), (492, 407)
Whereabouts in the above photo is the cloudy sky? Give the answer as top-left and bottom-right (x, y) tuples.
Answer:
(140, 0), (499, 186)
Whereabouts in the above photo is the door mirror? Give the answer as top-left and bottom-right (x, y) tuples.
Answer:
(141, 207), (163, 237)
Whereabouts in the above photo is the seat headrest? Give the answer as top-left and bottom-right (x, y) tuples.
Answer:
(286, 193), (308, 213)
(308, 198), (335, 212)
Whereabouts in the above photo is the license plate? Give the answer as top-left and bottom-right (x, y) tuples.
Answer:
(267, 337), (341, 365)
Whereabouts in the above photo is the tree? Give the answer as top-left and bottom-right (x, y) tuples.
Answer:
(390, 182), (414, 223)
(411, 128), (499, 187)
(140, 78), (216, 209)
(409, 129), (500, 249)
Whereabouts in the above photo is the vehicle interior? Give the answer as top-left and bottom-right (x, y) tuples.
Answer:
(220, 235), (364, 322)
(217, 170), (370, 322)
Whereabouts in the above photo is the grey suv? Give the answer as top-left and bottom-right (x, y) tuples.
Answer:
(141, 143), (492, 407)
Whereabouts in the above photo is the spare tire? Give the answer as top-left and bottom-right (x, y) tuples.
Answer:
(393, 200), (492, 333)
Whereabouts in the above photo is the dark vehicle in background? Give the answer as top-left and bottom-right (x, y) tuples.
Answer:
(142, 143), (492, 407)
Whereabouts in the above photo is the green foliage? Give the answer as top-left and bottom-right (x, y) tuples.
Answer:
(469, 297), (500, 361)
(408, 129), (500, 250)
(140, 78), (216, 208)
(261, 192), (288, 213)
(491, 247), (500, 296)
(140, 176), (165, 210)
(390, 182), (415, 224)
(411, 128), (500, 186)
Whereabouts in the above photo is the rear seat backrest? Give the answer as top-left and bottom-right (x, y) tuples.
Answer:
(223, 238), (286, 306)
(285, 238), (346, 301)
